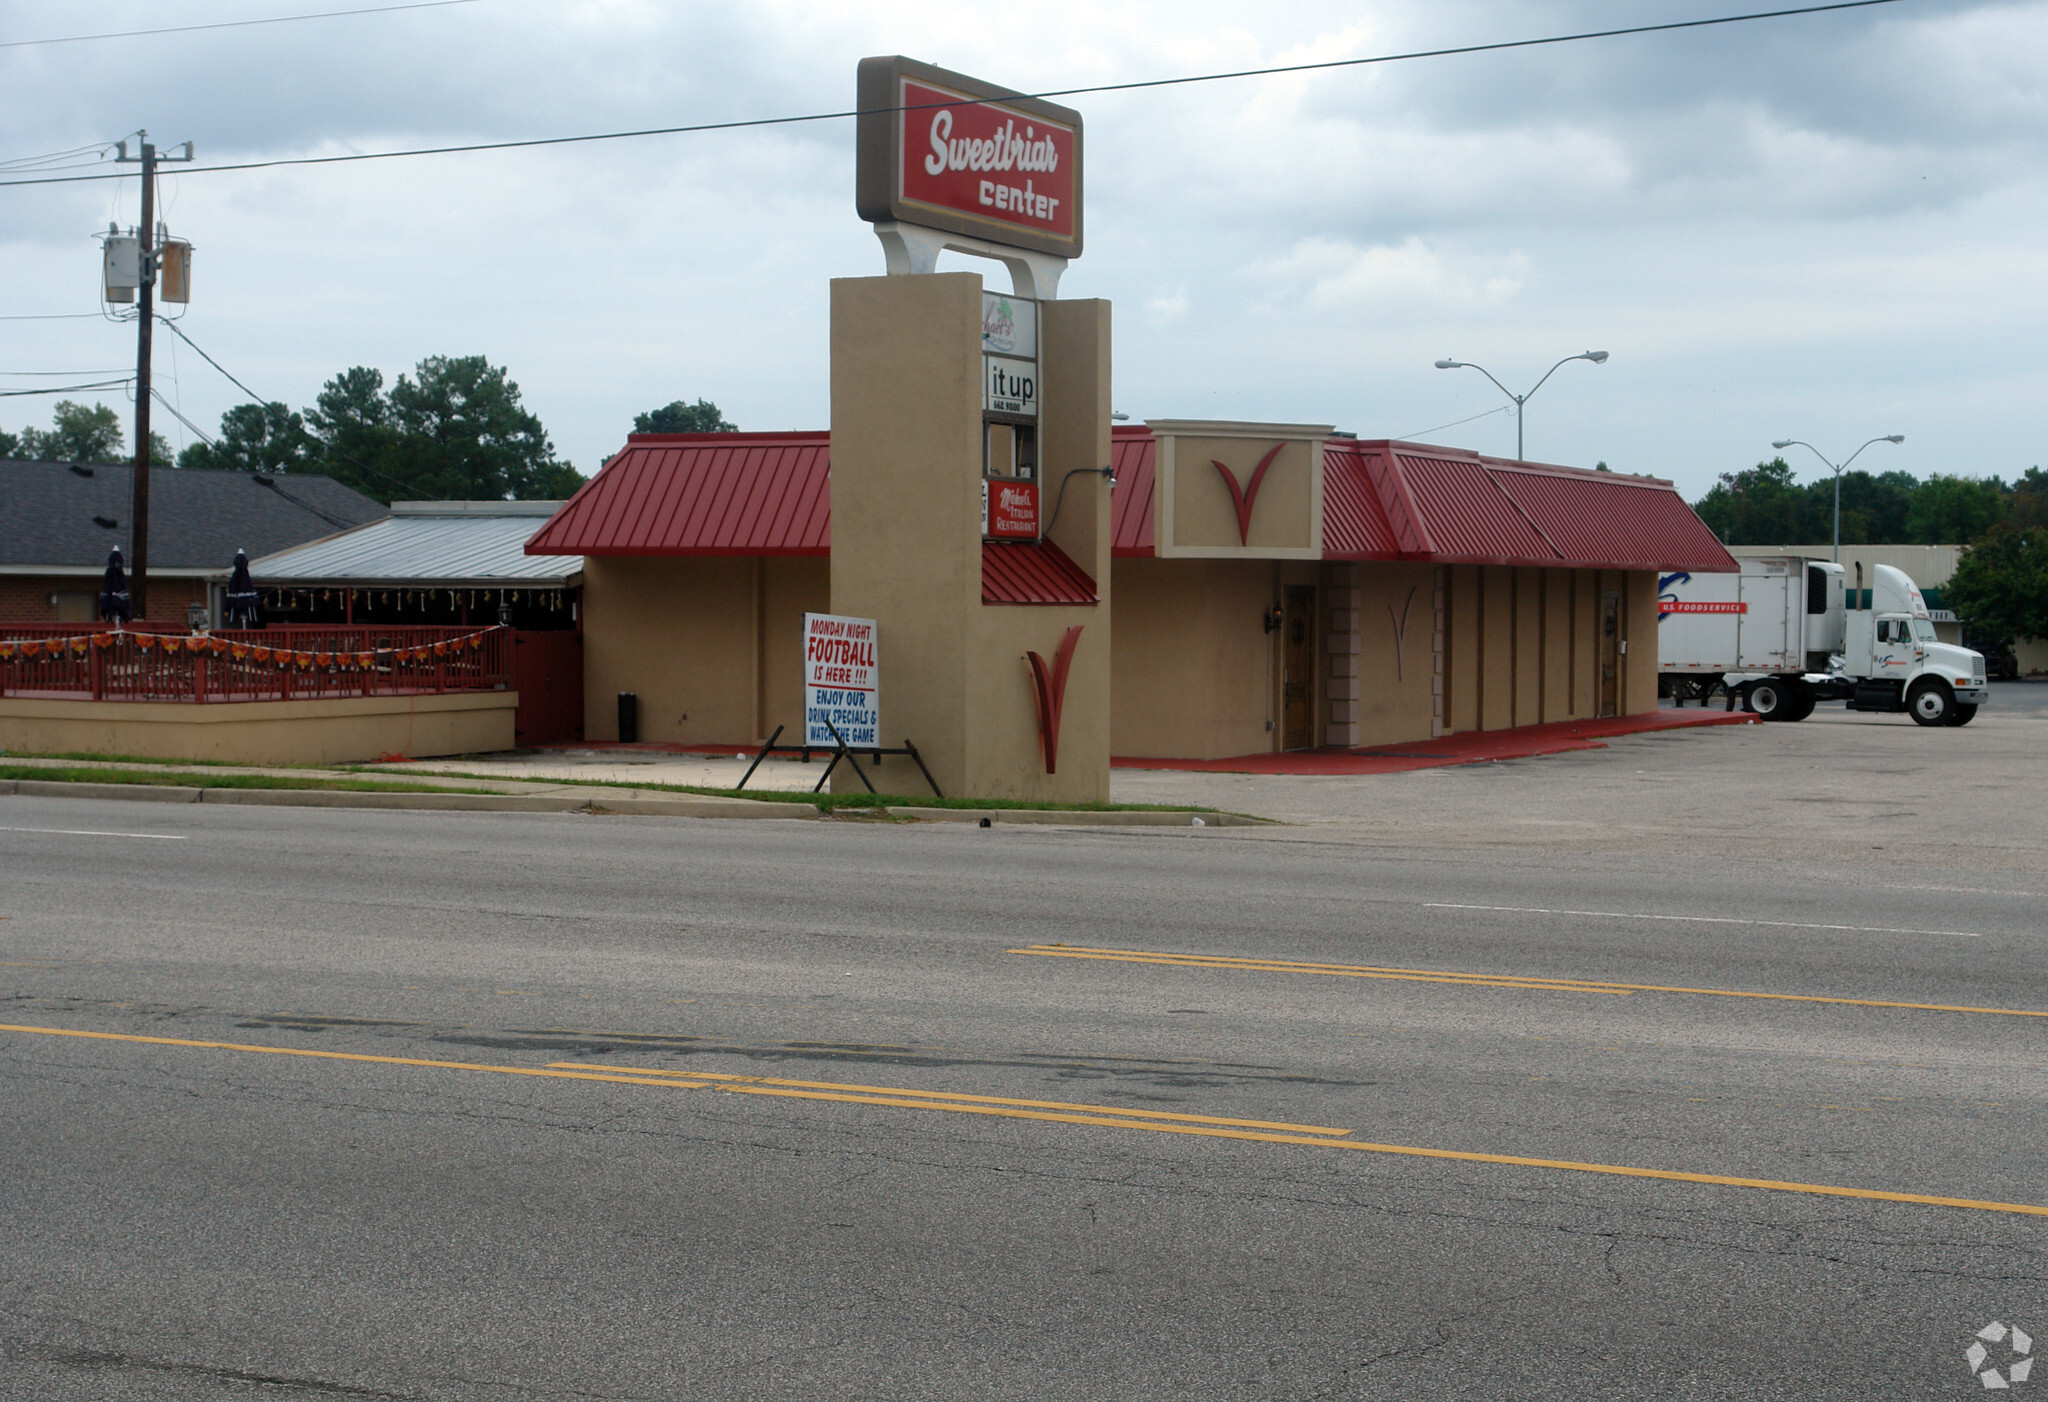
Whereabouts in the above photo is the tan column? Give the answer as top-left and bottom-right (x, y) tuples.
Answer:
(829, 273), (1111, 800)
(1324, 563), (1361, 747)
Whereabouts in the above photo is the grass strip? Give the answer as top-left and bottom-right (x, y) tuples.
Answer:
(1, 748), (331, 769)
(0, 764), (498, 795)
(361, 766), (1242, 817)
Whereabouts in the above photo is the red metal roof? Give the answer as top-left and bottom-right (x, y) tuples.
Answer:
(1117, 434), (1733, 572)
(529, 428), (1733, 573)
(1110, 427), (1155, 557)
(526, 432), (830, 556)
(982, 539), (1098, 605)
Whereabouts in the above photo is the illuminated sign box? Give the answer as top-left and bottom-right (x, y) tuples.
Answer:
(856, 55), (1084, 262)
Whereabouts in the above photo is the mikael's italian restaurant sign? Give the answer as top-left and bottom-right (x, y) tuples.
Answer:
(857, 56), (1084, 260)
(803, 613), (879, 749)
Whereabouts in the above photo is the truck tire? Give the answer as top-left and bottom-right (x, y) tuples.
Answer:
(1746, 679), (1792, 720)
(1907, 679), (1954, 727)
(1781, 681), (1816, 722)
(1948, 702), (1978, 727)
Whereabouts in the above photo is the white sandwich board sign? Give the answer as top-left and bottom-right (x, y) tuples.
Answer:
(803, 612), (879, 748)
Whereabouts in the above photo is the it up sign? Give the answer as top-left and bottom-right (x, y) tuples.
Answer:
(803, 613), (879, 749)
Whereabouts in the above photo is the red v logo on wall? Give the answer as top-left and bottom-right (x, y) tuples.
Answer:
(1025, 625), (1083, 774)
(1211, 443), (1285, 547)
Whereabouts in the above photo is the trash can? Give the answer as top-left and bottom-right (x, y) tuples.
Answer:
(617, 692), (638, 744)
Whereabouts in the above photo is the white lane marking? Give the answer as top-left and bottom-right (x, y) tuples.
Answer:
(0, 826), (187, 840)
(1424, 903), (1982, 939)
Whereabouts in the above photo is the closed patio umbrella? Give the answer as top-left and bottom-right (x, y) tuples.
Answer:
(96, 548), (131, 624)
(223, 549), (262, 628)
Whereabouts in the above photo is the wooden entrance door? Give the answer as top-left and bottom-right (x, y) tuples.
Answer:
(1282, 585), (1316, 749)
(1598, 590), (1622, 718)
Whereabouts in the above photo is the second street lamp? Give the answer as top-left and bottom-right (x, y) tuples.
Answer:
(1434, 350), (1608, 460)
(1769, 435), (1905, 564)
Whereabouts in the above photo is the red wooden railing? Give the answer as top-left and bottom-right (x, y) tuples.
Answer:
(0, 624), (509, 703)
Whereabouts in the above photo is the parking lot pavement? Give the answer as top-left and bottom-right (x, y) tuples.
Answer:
(1110, 680), (2048, 873)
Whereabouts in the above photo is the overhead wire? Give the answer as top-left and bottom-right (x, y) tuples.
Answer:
(0, 379), (132, 397)
(156, 318), (441, 500)
(0, 0), (486, 51)
(0, 0), (1907, 189)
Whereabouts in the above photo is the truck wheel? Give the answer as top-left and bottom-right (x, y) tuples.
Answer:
(1907, 679), (1954, 727)
(1781, 682), (1816, 722)
(1746, 679), (1790, 720)
(1948, 703), (1978, 727)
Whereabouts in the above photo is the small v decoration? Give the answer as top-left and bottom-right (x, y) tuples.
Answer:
(1024, 625), (1084, 774)
(1211, 443), (1285, 546)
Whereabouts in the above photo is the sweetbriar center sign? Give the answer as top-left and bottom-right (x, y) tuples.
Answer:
(856, 55), (1083, 261)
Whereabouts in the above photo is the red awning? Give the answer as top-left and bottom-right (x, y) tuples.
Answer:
(982, 539), (1097, 605)
(1320, 441), (1736, 572)
(526, 432), (829, 556)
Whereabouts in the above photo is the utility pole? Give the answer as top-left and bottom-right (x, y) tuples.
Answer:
(113, 132), (193, 619)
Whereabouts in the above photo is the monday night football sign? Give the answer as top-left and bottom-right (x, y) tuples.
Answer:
(856, 55), (1083, 260)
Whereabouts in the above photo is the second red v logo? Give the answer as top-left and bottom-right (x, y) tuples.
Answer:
(1211, 443), (1285, 547)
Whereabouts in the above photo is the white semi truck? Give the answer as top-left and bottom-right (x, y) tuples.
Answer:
(1658, 555), (1989, 726)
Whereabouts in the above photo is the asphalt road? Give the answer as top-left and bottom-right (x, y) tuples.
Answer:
(3, 724), (2046, 1398)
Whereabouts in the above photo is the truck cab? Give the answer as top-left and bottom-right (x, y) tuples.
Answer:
(1834, 565), (1988, 726)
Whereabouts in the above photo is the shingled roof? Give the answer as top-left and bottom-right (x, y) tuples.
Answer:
(0, 459), (387, 574)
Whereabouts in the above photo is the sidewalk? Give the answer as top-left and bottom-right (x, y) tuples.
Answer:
(1112, 709), (1755, 776)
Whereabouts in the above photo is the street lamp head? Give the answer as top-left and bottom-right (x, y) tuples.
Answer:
(1584, 351), (1610, 364)
(1884, 434), (1904, 444)
(1771, 440), (1794, 449)
(1433, 359), (1462, 370)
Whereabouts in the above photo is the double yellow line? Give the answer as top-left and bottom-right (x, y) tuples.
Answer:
(1010, 944), (2048, 1018)
(545, 1064), (1355, 1137)
(7, 1019), (2047, 1219)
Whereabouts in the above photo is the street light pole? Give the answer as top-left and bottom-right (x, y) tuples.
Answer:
(1434, 351), (1608, 461)
(1769, 435), (1905, 564)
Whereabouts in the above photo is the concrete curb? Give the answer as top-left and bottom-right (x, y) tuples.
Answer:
(887, 806), (1261, 827)
(0, 778), (1248, 826)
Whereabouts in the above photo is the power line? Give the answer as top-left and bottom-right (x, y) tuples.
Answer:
(156, 318), (439, 499)
(0, 0), (1907, 189)
(1395, 405), (1516, 441)
(157, 319), (268, 404)
(0, 378), (132, 397)
(0, 0), (486, 51)
(0, 313), (106, 321)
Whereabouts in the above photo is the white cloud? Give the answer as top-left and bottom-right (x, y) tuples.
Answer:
(5, 0), (2048, 499)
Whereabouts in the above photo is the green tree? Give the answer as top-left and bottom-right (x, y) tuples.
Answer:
(1830, 469), (1917, 545)
(1692, 458), (1823, 544)
(2008, 467), (2048, 530)
(1904, 474), (2008, 544)
(384, 355), (581, 500)
(19, 400), (126, 463)
(1944, 524), (2048, 641)
(178, 401), (317, 474)
(634, 398), (736, 434)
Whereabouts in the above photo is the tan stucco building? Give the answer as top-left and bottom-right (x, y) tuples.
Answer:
(528, 421), (1735, 763)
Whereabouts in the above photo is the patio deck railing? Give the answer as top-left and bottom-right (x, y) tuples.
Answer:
(0, 624), (509, 703)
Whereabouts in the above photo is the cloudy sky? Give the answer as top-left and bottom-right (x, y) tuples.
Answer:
(3, 0), (2042, 500)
